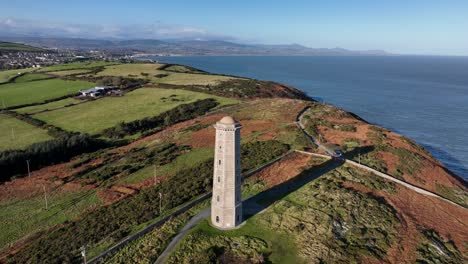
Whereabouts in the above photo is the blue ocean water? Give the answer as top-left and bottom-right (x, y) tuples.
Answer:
(148, 56), (468, 180)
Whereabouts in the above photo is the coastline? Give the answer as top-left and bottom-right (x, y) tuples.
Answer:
(140, 55), (468, 180)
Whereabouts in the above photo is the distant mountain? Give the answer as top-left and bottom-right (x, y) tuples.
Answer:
(0, 36), (390, 56)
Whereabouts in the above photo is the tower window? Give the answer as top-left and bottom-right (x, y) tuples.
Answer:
(217, 196), (219, 202)
(217, 176), (220, 182)
(218, 160), (221, 165)
(216, 216), (219, 223)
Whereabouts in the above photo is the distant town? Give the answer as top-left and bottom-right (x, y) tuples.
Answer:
(0, 41), (134, 70)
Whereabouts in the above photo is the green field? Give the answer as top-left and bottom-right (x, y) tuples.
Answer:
(0, 68), (35, 84)
(38, 61), (118, 72)
(35, 88), (238, 135)
(14, 73), (52, 83)
(15, 98), (81, 114)
(0, 114), (52, 151)
(47, 69), (94, 76)
(0, 189), (100, 249)
(154, 72), (235, 85)
(0, 78), (94, 108)
(97, 63), (236, 85)
(96, 63), (166, 78)
(0, 42), (45, 52)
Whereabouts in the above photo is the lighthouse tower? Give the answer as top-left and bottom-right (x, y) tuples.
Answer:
(211, 116), (242, 230)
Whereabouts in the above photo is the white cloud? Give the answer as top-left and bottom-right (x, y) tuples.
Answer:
(0, 17), (234, 40)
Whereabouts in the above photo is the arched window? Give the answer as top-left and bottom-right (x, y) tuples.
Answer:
(216, 216), (219, 223)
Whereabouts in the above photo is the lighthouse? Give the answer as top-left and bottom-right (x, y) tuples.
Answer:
(211, 116), (242, 229)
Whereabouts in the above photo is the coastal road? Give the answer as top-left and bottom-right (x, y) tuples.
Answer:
(296, 106), (336, 156)
(296, 107), (466, 209)
(155, 107), (466, 264)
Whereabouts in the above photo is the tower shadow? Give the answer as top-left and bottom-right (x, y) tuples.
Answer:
(343, 145), (375, 160)
(243, 158), (344, 221)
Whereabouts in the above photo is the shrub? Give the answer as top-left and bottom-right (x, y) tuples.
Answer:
(8, 140), (289, 263)
(0, 134), (111, 182)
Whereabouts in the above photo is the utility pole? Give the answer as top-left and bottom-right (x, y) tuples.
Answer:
(80, 246), (87, 264)
(153, 165), (157, 186)
(42, 185), (48, 210)
(26, 160), (31, 178)
(159, 192), (162, 214)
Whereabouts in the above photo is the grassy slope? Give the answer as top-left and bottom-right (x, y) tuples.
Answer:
(120, 147), (214, 184)
(301, 102), (468, 206)
(0, 68), (35, 84)
(0, 78), (94, 108)
(96, 63), (166, 78)
(153, 72), (235, 85)
(167, 162), (400, 263)
(34, 88), (238, 135)
(0, 113), (52, 151)
(97, 63), (236, 85)
(47, 69), (93, 76)
(14, 73), (52, 83)
(15, 98), (81, 114)
(0, 42), (44, 52)
(1, 59), (466, 262)
(0, 190), (100, 249)
(37, 61), (118, 72)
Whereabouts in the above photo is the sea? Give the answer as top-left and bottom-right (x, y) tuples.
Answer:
(144, 55), (468, 180)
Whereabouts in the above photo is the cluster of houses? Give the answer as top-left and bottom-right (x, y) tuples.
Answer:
(79, 86), (122, 97)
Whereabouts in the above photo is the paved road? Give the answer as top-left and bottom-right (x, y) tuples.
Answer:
(297, 107), (466, 209)
(137, 107), (467, 264)
(296, 106), (336, 156)
(155, 209), (210, 264)
(88, 193), (211, 264)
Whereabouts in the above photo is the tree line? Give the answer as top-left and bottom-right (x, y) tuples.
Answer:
(102, 98), (219, 138)
(0, 133), (112, 182)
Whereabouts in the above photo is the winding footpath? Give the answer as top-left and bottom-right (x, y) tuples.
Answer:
(155, 107), (466, 264)
(154, 209), (210, 264)
(96, 107), (465, 264)
(296, 107), (465, 209)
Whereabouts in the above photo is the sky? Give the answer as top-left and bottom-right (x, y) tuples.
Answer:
(1, 0), (468, 55)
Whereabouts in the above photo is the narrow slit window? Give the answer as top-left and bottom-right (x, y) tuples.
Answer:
(218, 160), (221, 165)
(216, 216), (219, 223)
(217, 196), (219, 202)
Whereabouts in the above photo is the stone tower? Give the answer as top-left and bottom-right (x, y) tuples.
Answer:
(211, 116), (242, 230)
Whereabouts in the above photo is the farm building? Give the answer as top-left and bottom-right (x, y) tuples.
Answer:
(79, 86), (120, 97)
